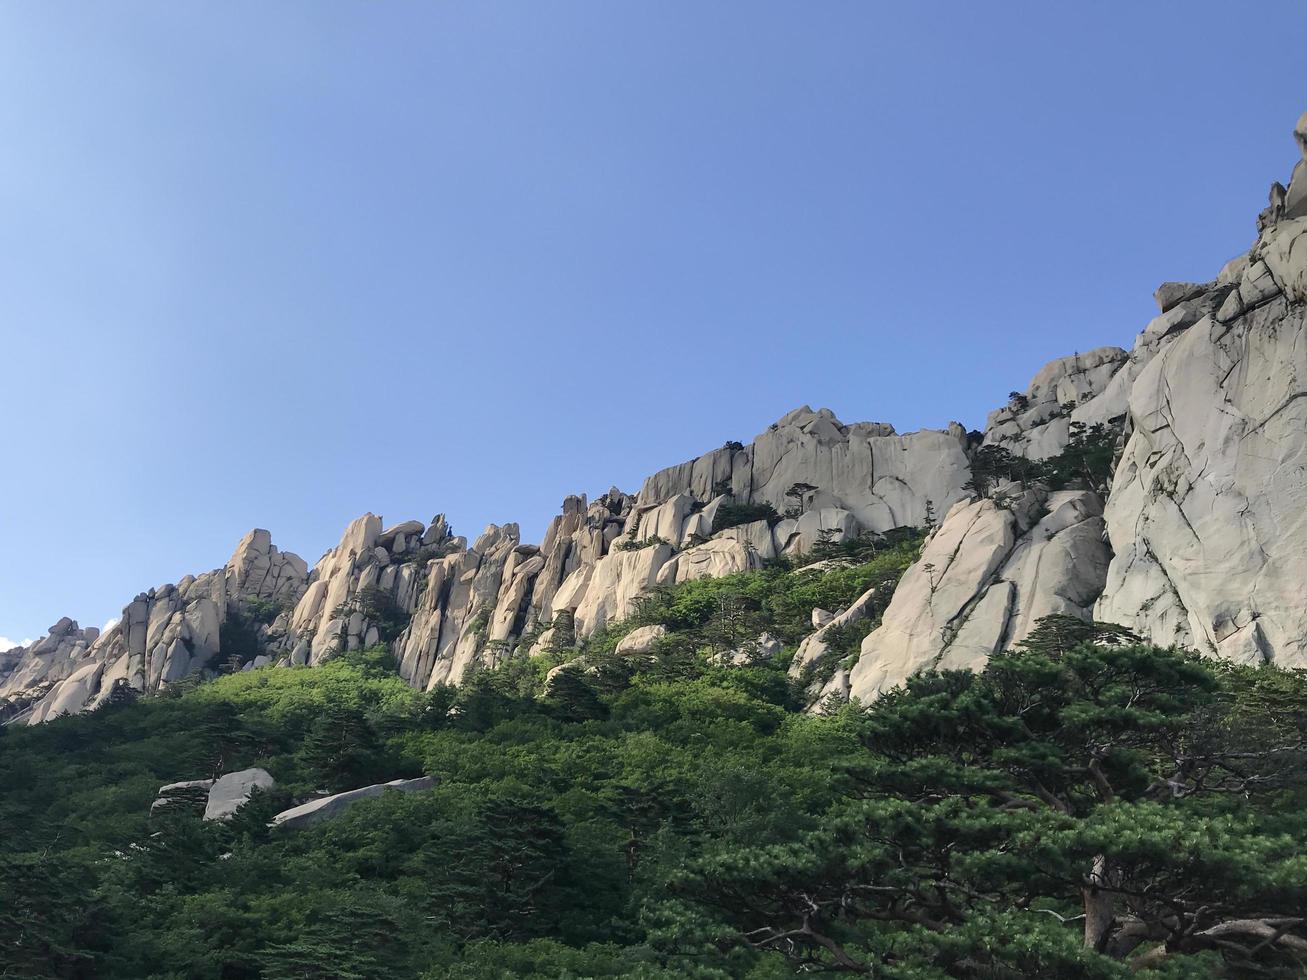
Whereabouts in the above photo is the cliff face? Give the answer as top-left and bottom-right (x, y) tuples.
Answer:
(1097, 217), (1307, 662)
(270, 407), (974, 695)
(6, 112), (1307, 722)
(1, 407), (974, 721)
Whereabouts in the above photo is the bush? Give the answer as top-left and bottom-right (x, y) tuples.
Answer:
(710, 501), (781, 534)
(355, 585), (412, 642)
(614, 535), (672, 552)
(217, 610), (263, 671)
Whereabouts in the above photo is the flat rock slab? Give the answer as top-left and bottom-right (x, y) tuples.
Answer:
(270, 776), (440, 831)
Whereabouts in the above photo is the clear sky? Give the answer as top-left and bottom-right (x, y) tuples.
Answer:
(2, 2), (1304, 646)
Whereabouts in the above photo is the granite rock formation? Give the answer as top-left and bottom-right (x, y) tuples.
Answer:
(2, 531), (307, 723)
(7, 110), (1307, 719)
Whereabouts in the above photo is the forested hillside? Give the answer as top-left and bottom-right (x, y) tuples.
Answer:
(4, 541), (1306, 978)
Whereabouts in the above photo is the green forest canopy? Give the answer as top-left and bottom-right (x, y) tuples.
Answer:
(3, 544), (1306, 979)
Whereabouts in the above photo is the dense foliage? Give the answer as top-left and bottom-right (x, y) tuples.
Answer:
(3, 557), (1305, 978)
(967, 421), (1118, 499)
(711, 502), (782, 535)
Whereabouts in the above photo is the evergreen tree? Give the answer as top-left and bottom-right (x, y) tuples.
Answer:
(543, 667), (607, 723)
(0, 851), (101, 979)
(426, 795), (570, 943)
(300, 700), (382, 792)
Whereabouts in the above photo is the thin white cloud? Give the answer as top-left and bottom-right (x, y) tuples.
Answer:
(102, 617), (120, 633)
(1, 635), (34, 652)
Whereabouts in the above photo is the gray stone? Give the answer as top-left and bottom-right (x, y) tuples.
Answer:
(1283, 111), (1307, 219)
(1097, 294), (1307, 666)
(719, 632), (783, 666)
(151, 778), (215, 814)
(846, 490), (1109, 702)
(984, 347), (1130, 460)
(204, 768), (276, 821)
(270, 776), (440, 831)
(614, 624), (667, 654)
(1154, 282), (1209, 313)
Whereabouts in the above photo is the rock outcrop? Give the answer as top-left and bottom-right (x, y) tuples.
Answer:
(836, 112), (1307, 697)
(636, 407), (971, 534)
(151, 778), (215, 816)
(1275, 110), (1307, 221)
(270, 776), (440, 831)
(2, 531), (308, 724)
(9, 110), (1307, 719)
(845, 488), (1110, 701)
(265, 409), (975, 691)
(1095, 219), (1307, 665)
(150, 768), (276, 821)
(1, 391), (976, 718)
(204, 768), (276, 821)
(984, 347), (1129, 459)
(0, 618), (100, 721)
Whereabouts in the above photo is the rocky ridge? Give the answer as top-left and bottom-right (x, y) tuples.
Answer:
(6, 111), (1307, 721)
(1, 530), (308, 722)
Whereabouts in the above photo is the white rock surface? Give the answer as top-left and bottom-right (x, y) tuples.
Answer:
(846, 490), (1110, 701)
(151, 778), (216, 814)
(790, 587), (884, 683)
(656, 538), (762, 587)
(984, 347), (1130, 459)
(270, 776), (440, 831)
(614, 624), (667, 654)
(15, 115), (1307, 720)
(637, 407), (971, 535)
(570, 542), (675, 637)
(5, 530), (308, 724)
(1096, 293), (1307, 665)
(718, 632), (783, 666)
(203, 768), (276, 821)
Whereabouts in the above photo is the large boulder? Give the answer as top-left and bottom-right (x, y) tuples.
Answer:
(614, 624), (667, 654)
(151, 778), (215, 815)
(655, 538), (762, 587)
(203, 768), (276, 821)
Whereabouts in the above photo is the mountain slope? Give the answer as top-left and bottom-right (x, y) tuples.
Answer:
(5, 111), (1307, 724)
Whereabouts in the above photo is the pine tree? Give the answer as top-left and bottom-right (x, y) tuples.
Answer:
(300, 700), (381, 792)
(543, 667), (606, 723)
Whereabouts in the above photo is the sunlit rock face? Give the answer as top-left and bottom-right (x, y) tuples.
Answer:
(2, 530), (308, 724)
(844, 488), (1110, 702)
(1097, 228), (1307, 665)
(268, 407), (976, 691)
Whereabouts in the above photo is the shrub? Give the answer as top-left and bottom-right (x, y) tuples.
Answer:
(615, 535), (672, 552)
(355, 586), (412, 642)
(710, 501), (780, 534)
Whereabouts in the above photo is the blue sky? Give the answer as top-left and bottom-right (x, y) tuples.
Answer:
(2, 2), (1304, 646)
